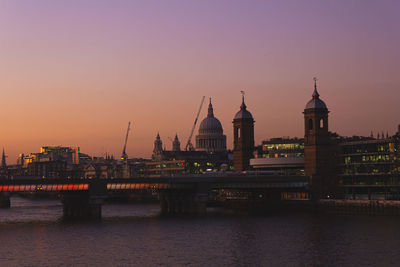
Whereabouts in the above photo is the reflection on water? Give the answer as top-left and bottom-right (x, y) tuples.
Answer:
(1, 196), (400, 266)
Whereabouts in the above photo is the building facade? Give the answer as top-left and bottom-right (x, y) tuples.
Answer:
(251, 138), (304, 175)
(340, 134), (400, 200)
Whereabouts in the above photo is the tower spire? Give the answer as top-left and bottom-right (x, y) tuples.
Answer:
(240, 90), (247, 110)
(173, 133), (181, 151)
(312, 77), (320, 98)
(153, 133), (163, 154)
(1, 148), (6, 168)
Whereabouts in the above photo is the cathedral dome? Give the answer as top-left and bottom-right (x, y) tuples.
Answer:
(305, 79), (327, 110)
(195, 98), (226, 152)
(199, 117), (223, 134)
(198, 100), (223, 134)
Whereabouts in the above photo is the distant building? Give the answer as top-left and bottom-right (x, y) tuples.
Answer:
(152, 133), (163, 160)
(150, 98), (232, 176)
(195, 98), (227, 152)
(172, 134), (181, 152)
(144, 160), (186, 177)
(340, 133), (400, 200)
(150, 133), (232, 176)
(18, 146), (80, 166)
(11, 146), (92, 179)
(27, 160), (67, 179)
(256, 137), (304, 159)
(251, 138), (304, 176)
(40, 146), (80, 165)
(1, 148), (7, 177)
(127, 159), (148, 178)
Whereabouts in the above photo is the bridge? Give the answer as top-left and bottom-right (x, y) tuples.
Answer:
(0, 175), (308, 219)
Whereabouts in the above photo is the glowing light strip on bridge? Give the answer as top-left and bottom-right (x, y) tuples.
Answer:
(0, 184), (89, 192)
(107, 183), (165, 190)
(106, 183), (187, 190)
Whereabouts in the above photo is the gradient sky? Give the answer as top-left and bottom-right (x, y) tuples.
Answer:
(0, 0), (399, 163)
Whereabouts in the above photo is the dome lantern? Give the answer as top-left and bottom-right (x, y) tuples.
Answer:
(234, 91), (253, 120)
(207, 98), (214, 118)
(305, 77), (327, 110)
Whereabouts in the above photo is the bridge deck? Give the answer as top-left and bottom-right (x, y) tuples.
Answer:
(0, 176), (308, 193)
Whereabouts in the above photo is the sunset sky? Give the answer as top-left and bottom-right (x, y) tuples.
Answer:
(0, 0), (399, 163)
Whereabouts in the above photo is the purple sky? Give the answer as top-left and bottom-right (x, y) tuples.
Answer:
(0, 0), (399, 162)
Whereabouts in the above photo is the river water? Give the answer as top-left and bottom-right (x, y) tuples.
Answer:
(1, 196), (400, 266)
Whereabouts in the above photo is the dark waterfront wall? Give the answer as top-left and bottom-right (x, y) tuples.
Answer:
(220, 198), (400, 217)
(317, 199), (400, 216)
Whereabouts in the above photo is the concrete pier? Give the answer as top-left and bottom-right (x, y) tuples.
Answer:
(61, 180), (107, 220)
(0, 193), (10, 208)
(159, 190), (207, 215)
(61, 192), (103, 220)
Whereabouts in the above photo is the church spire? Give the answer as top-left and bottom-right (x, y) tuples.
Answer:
(240, 90), (247, 110)
(1, 148), (6, 168)
(153, 133), (163, 154)
(173, 134), (181, 151)
(312, 77), (320, 99)
(207, 98), (214, 117)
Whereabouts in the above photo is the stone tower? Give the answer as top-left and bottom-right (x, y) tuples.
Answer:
(172, 134), (181, 152)
(304, 78), (338, 199)
(233, 93), (254, 171)
(1, 148), (6, 173)
(153, 133), (163, 155)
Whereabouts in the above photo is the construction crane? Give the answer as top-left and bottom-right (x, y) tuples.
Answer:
(121, 122), (131, 161)
(185, 96), (205, 151)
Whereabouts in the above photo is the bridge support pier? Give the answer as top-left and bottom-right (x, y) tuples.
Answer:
(159, 190), (208, 216)
(0, 193), (10, 208)
(61, 192), (103, 220)
(248, 190), (282, 214)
